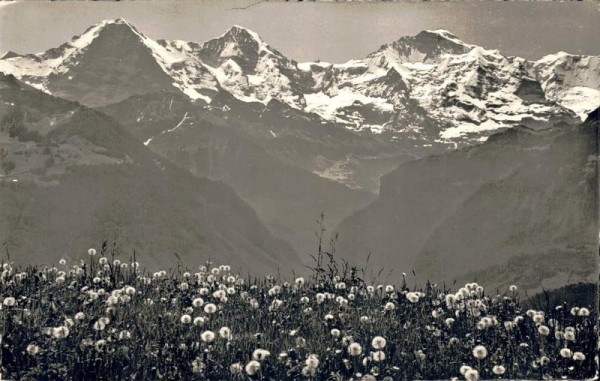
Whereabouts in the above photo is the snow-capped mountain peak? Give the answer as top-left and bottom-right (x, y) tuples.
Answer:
(369, 29), (474, 66)
(198, 25), (285, 71)
(1, 20), (597, 141)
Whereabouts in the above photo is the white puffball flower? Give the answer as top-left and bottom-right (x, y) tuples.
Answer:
(406, 292), (420, 303)
(348, 342), (363, 356)
(371, 350), (386, 362)
(219, 327), (232, 340)
(201, 330), (216, 343)
(204, 303), (217, 314)
(252, 349), (271, 361)
(245, 360), (261, 376)
(3, 297), (16, 307)
(492, 365), (506, 375)
(472, 345), (488, 359)
(538, 325), (550, 336)
(192, 298), (204, 308)
(460, 365), (472, 375)
(230, 362), (243, 375)
(26, 344), (40, 356)
(560, 348), (573, 358)
(578, 308), (590, 317)
(465, 368), (479, 381)
(573, 352), (586, 361)
(371, 336), (386, 350)
(193, 317), (206, 326)
(305, 354), (319, 368)
(180, 314), (192, 324)
(52, 326), (70, 339)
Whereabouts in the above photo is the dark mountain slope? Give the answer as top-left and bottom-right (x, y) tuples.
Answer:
(335, 118), (598, 292)
(0, 74), (299, 273)
(99, 92), (375, 258)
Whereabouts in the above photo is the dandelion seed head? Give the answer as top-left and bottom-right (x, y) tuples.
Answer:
(305, 354), (319, 368)
(348, 342), (363, 356)
(465, 368), (479, 381)
(302, 365), (317, 377)
(3, 297), (16, 307)
(578, 308), (590, 317)
(193, 317), (206, 326)
(252, 349), (271, 361)
(572, 352), (585, 361)
(94, 339), (106, 351)
(26, 344), (40, 356)
(472, 345), (487, 359)
(219, 326), (231, 340)
(460, 365), (472, 375)
(538, 325), (550, 336)
(559, 348), (572, 358)
(230, 362), (243, 375)
(93, 320), (106, 331)
(371, 350), (386, 362)
(371, 336), (386, 350)
(204, 303), (217, 314)
(244, 360), (260, 376)
(52, 326), (69, 339)
(406, 292), (420, 303)
(192, 297), (204, 308)
(201, 330), (216, 343)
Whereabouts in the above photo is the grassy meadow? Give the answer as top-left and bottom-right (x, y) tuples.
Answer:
(0, 247), (597, 380)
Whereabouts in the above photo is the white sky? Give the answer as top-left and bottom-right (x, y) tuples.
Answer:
(1, 0), (599, 62)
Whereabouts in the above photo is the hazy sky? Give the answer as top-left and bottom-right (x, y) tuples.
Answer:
(1, 1), (599, 62)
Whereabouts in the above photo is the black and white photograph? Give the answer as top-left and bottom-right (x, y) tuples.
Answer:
(0, 0), (598, 379)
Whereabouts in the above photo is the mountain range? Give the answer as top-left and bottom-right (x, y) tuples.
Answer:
(0, 19), (597, 291)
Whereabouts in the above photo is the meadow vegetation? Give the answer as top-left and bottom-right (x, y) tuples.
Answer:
(0, 244), (596, 380)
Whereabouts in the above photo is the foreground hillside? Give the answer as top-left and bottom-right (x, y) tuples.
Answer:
(0, 73), (300, 273)
(0, 254), (596, 380)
